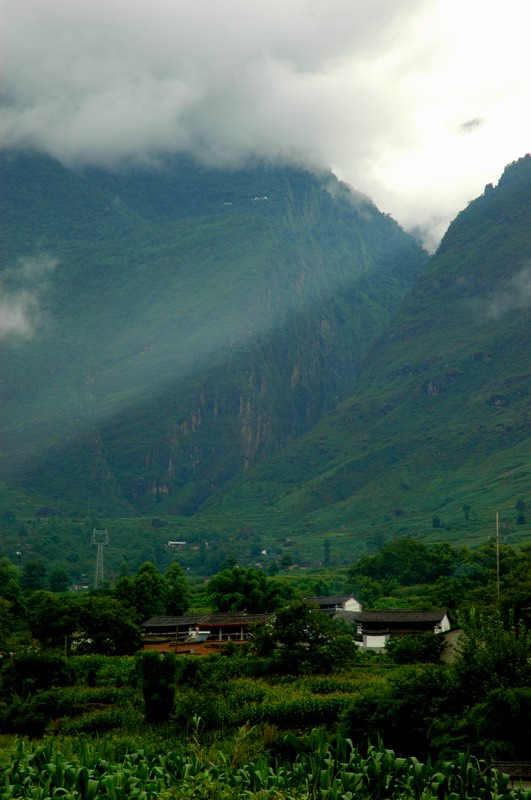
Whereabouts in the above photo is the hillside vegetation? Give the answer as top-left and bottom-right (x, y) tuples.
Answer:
(0, 153), (426, 520)
(1, 155), (530, 572)
(204, 155), (531, 552)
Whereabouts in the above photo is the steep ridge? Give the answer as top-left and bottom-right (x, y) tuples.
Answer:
(204, 155), (531, 552)
(0, 153), (427, 514)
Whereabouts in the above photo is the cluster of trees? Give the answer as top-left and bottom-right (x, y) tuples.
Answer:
(206, 566), (291, 613)
(348, 537), (531, 624)
(0, 558), (297, 655)
(0, 557), (192, 655)
(341, 609), (531, 759)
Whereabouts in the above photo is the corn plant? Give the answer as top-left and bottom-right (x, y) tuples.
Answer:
(2, 731), (531, 800)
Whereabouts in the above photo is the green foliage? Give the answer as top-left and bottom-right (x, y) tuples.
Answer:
(20, 559), (47, 593)
(386, 632), (446, 664)
(469, 686), (531, 759)
(452, 609), (531, 702)
(114, 563), (159, 620)
(0, 558), (22, 610)
(163, 562), (191, 615)
(206, 567), (287, 613)
(48, 566), (71, 592)
(1, 153), (427, 537)
(25, 590), (79, 649)
(68, 654), (136, 687)
(0, 652), (71, 698)
(0, 733), (526, 800)
(250, 599), (358, 674)
(75, 596), (142, 655)
(136, 651), (177, 724)
(340, 664), (453, 759)
(349, 538), (459, 586)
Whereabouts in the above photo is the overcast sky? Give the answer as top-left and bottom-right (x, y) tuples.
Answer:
(3, 0), (531, 248)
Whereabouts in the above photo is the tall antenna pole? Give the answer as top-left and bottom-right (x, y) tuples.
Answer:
(91, 528), (109, 589)
(495, 511), (500, 601)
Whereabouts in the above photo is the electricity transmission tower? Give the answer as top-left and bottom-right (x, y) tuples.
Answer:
(91, 528), (109, 588)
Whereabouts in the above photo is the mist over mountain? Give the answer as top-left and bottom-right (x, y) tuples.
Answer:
(0, 152), (426, 516)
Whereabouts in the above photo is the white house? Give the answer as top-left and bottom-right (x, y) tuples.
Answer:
(305, 594), (362, 614)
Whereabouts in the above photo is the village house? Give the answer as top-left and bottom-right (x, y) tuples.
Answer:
(350, 609), (451, 650)
(141, 612), (271, 653)
(304, 594), (362, 614)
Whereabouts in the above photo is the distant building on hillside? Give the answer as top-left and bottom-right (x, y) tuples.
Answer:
(305, 594), (362, 614)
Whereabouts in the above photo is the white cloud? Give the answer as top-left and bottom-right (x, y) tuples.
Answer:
(0, 255), (58, 340)
(2, 0), (531, 247)
(485, 263), (531, 320)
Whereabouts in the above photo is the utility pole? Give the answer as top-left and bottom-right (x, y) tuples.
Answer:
(92, 528), (109, 589)
(496, 511), (500, 601)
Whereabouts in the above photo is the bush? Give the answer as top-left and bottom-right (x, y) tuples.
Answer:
(469, 687), (531, 759)
(0, 652), (71, 698)
(136, 651), (177, 723)
(340, 664), (453, 759)
(386, 633), (446, 664)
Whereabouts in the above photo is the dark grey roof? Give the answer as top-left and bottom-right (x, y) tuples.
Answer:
(354, 609), (448, 624)
(142, 613), (271, 628)
(305, 595), (356, 606)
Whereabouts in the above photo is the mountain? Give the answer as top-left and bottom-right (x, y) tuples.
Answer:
(0, 152), (427, 518)
(200, 155), (531, 558)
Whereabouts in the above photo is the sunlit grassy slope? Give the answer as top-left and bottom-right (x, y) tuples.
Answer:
(201, 156), (531, 552)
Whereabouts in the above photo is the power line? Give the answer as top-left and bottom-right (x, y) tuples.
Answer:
(91, 528), (109, 588)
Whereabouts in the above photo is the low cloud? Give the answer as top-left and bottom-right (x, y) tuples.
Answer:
(484, 263), (531, 320)
(2, 0), (531, 246)
(0, 255), (58, 341)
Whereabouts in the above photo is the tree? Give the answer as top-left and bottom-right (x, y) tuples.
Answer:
(348, 537), (458, 587)
(0, 652), (70, 698)
(114, 562), (166, 623)
(464, 542), (519, 583)
(132, 562), (166, 621)
(48, 567), (70, 593)
(136, 651), (177, 723)
(453, 609), (531, 703)
(20, 560), (47, 593)
(206, 567), (287, 613)
(26, 590), (79, 649)
(0, 557), (22, 612)
(0, 599), (18, 651)
(386, 632), (446, 664)
(76, 596), (141, 655)
(163, 562), (190, 615)
(340, 664), (452, 760)
(500, 557), (531, 627)
(250, 599), (358, 674)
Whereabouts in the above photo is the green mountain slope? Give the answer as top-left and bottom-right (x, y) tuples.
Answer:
(203, 155), (531, 554)
(0, 153), (427, 515)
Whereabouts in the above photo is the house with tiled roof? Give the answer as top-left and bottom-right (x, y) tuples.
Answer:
(352, 609), (451, 650)
(305, 594), (362, 614)
(141, 612), (271, 652)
